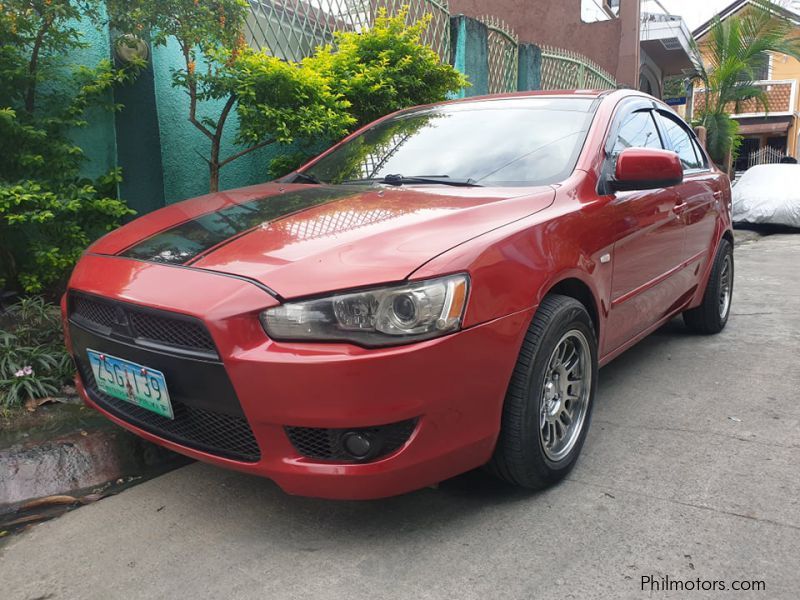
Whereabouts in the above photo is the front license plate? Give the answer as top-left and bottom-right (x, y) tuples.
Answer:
(87, 349), (174, 419)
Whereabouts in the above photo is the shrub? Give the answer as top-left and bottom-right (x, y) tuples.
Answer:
(306, 10), (468, 129)
(280, 10), (469, 176)
(0, 174), (134, 295)
(0, 296), (73, 409)
(0, 0), (138, 297)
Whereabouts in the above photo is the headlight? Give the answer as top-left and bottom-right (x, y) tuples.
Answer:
(260, 274), (469, 347)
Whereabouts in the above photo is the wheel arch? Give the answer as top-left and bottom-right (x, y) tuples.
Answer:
(722, 229), (734, 247)
(543, 276), (601, 341)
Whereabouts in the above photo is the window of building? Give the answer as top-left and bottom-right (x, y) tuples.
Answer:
(735, 52), (771, 82)
(581, 0), (620, 23)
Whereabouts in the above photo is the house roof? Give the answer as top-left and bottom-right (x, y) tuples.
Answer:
(693, 0), (800, 39)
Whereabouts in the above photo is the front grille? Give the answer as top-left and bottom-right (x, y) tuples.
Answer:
(78, 363), (260, 462)
(128, 310), (215, 353)
(286, 420), (416, 462)
(69, 292), (217, 357)
(71, 294), (118, 329)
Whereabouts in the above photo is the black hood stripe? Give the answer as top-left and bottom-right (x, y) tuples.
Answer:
(121, 186), (358, 265)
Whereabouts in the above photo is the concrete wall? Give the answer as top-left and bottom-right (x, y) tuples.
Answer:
(69, 31), (283, 208)
(448, 0), (640, 87)
(64, 18), (118, 181)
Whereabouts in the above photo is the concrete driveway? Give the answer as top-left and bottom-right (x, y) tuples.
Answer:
(2, 233), (799, 600)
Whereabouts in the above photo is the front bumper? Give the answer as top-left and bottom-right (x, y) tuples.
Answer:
(65, 254), (532, 499)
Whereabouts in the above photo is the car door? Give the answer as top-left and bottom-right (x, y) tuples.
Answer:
(602, 104), (688, 354)
(655, 110), (721, 278)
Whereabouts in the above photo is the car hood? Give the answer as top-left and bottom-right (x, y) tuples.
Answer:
(91, 182), (555, 298)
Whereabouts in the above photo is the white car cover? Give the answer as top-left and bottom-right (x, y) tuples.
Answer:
(732, 164), (800, 228)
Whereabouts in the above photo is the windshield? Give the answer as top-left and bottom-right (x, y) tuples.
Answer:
(300, 97), (598, 187)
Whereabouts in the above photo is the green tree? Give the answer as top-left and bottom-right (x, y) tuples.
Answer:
(108, 0), (354, 192)
(0, 1), (137, 295)
(694, 0), (800, 164)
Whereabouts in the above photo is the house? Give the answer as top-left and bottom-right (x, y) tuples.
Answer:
(639, 0), (697, 99)
(693, 0), (800, 170)
(448, 0), (697, 97)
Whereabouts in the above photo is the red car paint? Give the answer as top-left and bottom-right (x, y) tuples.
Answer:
(63, 90), (732, 499)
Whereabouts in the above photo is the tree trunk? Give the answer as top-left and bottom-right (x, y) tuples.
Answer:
(25, 18), (54, 114)
(209, 134), (222, 193)
(209, 162), (221, 193)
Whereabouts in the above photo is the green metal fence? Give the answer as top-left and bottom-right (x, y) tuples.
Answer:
(478, 15), (519, 94)
(540, 45), (616, 90)
(244, 3), (615, 98)
(245, 0), (451, 63)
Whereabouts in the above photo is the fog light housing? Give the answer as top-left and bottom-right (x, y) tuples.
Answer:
(285, 420), (417, 462)
(341, 431), (375, 459)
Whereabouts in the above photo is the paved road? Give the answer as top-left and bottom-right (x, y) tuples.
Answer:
(2, 233), (799, 600)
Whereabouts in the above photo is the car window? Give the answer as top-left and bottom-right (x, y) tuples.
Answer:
(302, 98), (599, 187)
(612, 110), (663, 155)
(657, 112), (703, 170)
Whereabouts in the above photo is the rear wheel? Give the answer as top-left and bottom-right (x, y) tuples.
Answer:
(488, 295), (598, 489)
(683, 238), (734, 334)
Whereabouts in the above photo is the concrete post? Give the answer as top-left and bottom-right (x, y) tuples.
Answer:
(694, 126), (707, 149)
(450, 15), (489, 98)
(111, 31), (166, 214)
(616, 0), (641, 89)
(518, 44), (542, 91)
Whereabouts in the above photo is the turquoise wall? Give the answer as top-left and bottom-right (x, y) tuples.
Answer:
(67, 28), (286, 207)
(63, 15), (117, 181)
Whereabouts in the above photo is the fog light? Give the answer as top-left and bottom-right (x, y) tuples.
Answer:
(341, 431), (374, 459)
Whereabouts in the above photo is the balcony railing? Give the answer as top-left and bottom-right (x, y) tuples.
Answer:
(693, 80), (797, 117)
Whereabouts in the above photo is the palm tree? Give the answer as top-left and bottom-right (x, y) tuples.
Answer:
(693, 0), (800, 165)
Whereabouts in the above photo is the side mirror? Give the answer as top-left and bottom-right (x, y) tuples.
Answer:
(610, 148), (683, 192)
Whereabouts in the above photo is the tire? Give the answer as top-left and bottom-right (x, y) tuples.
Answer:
(488, 294), (598, 489)
(683, 238), (734, 334)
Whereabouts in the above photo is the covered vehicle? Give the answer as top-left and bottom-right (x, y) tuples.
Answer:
(732, 164), (800, 228)
(62, 90), (734, 499)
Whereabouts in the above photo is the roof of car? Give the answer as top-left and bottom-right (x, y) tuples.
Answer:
(449, 89), (609, 102)
(431, 88), (654, 108)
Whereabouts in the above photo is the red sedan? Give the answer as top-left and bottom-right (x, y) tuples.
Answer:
(63, 90), (733, 499)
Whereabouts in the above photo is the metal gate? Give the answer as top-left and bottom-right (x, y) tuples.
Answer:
(540, 45), (616, 90)
(748, 145), (785, 169)
(245, 0), (450, 63)
(478, 15), (519, 94)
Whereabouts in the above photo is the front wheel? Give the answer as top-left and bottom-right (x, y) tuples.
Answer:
(683, 238), (733, 334)
(488, 294), (598, 489)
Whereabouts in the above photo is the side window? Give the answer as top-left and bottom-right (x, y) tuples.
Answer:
(657, 112), (703, 170)
(612, 110), (663, 155)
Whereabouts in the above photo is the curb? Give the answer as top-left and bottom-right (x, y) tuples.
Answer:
(1, 425), (185, 514)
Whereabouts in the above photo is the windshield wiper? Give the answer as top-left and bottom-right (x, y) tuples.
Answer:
(289, 171), (322, 184)
(342, 174), (483, 187)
